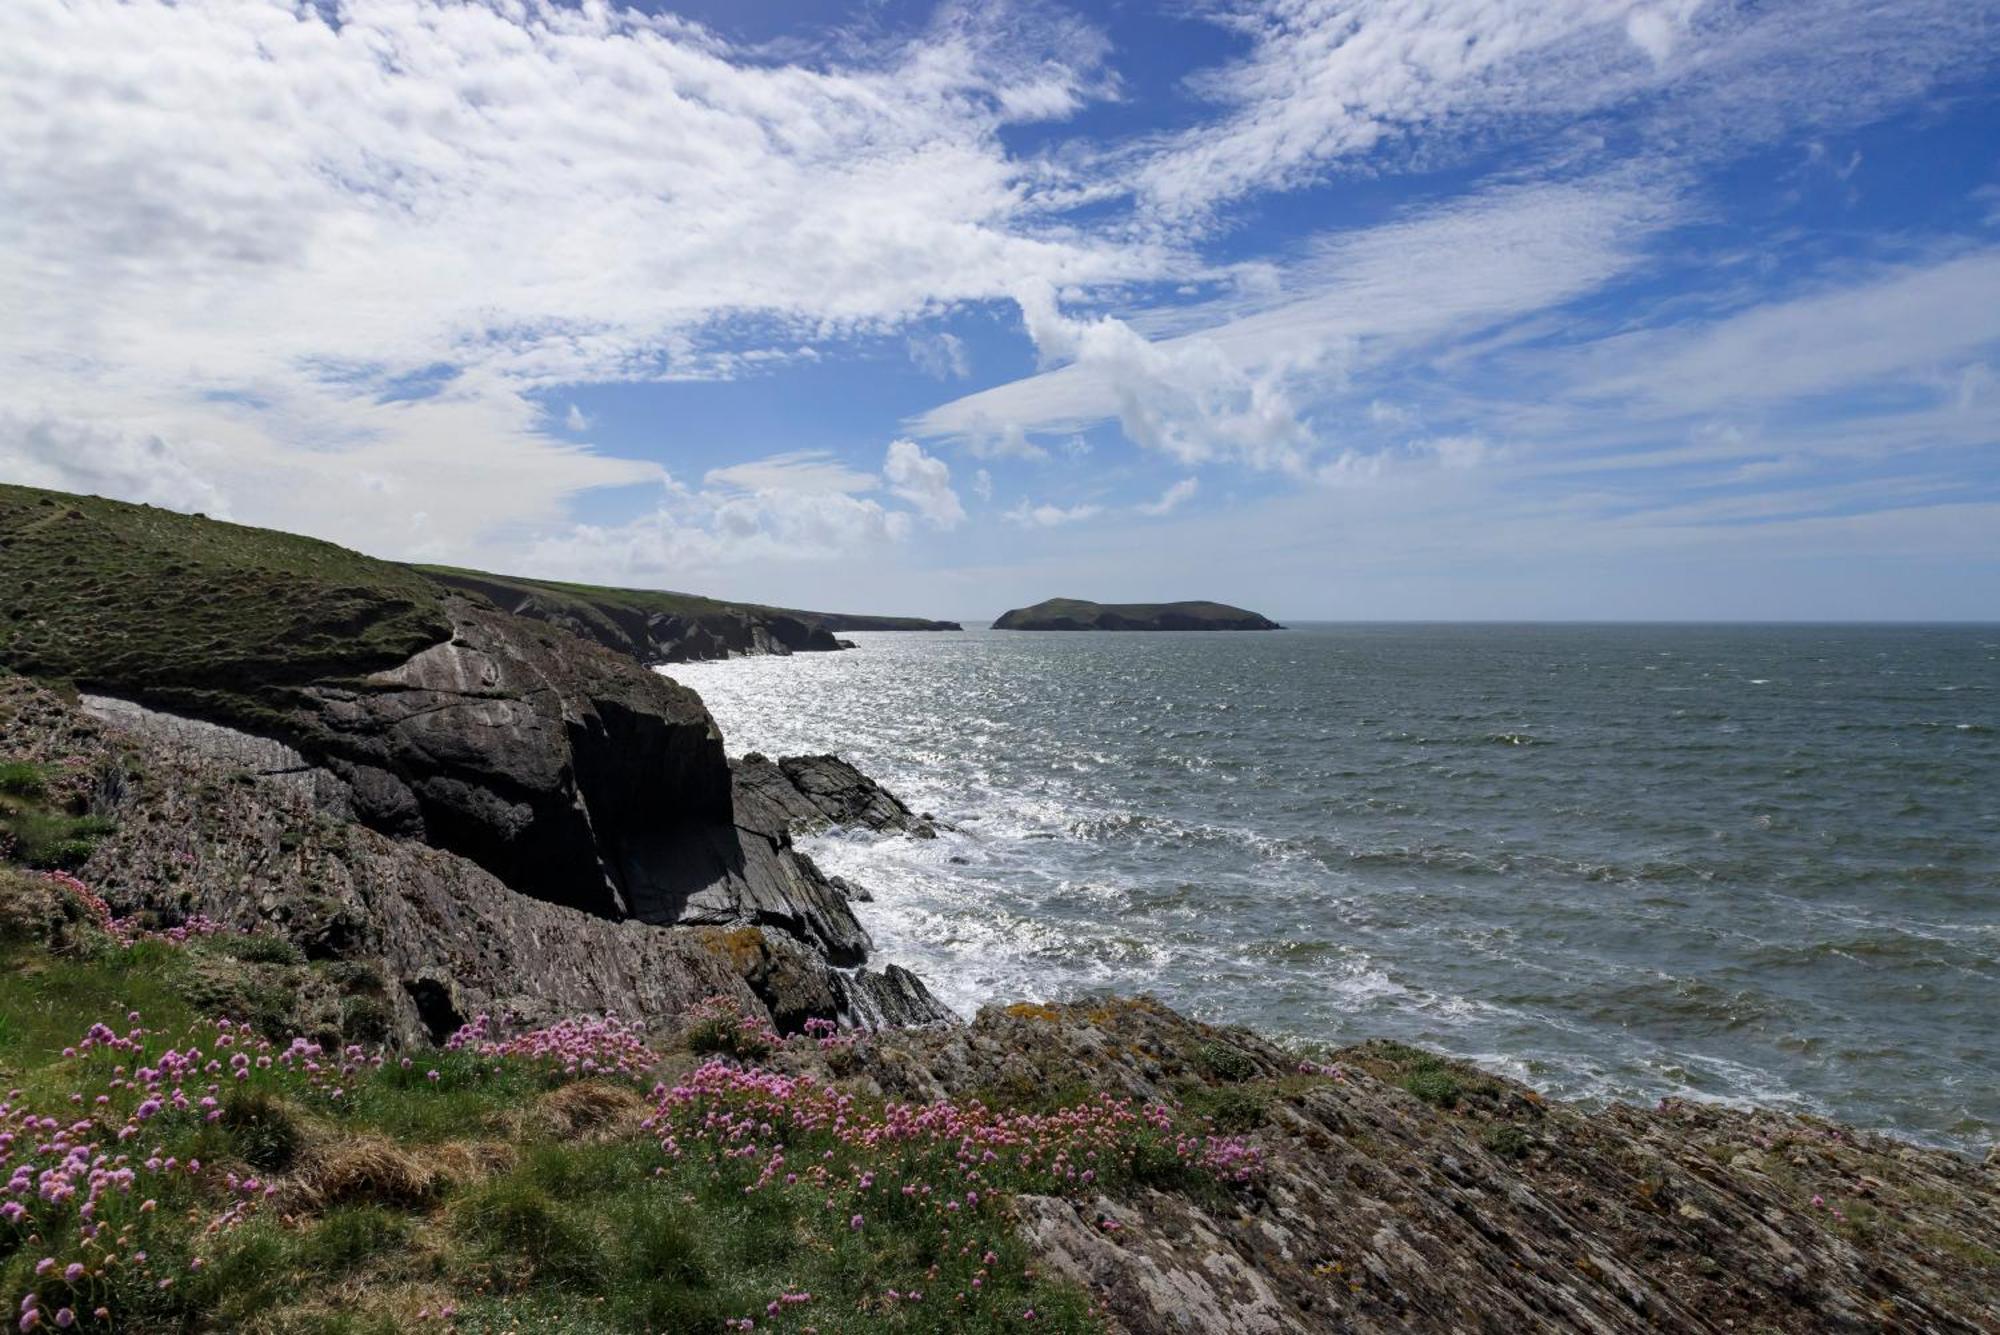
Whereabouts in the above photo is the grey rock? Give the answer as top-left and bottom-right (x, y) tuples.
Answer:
(732, 751), (940, 838)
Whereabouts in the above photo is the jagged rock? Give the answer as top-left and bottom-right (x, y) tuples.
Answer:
(842, 999), (2000, 1335)
(3, 676), (954, 1038)
(733, 752), (940, 837)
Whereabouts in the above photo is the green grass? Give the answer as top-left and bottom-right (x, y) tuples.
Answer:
(420, 566), (958, 634)
(0, 760), (117, 870)
(0, 900), (1139, 1332)
(1346, 1040), (1505, 1111)
(0, 483), (451, 711)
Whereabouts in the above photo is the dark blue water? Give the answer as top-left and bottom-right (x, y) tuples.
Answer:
(669, 624), (2000, 1150)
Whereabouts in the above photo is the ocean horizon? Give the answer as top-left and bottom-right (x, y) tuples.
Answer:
(671, 621), (1999, 1152)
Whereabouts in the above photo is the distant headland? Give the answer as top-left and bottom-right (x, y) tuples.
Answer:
(992, 597), (1282, 631)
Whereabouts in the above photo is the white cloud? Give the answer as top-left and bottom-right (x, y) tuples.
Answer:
(907, 331), (972, 380)
(525, 457), (912, 582)
(0, 412), (227, 516)
(917, 178), (1675, 465)
(564, 404), (594, 433)
(1576, 250), (2000, 413)
(1006, 499), (1103, 527)
(706, 452), (880, 496)
(1137, 477), (1198, 516)
(883, 438), (966, 529)
(972, 468), (994, 502)
(1125, 0), (1989, 223)
(0, 0), (1165, 559)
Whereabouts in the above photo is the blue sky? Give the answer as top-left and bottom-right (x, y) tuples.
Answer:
(2, 0), (1997, 619)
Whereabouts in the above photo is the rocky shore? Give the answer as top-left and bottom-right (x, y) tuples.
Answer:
(3, 482), (1996, 1333)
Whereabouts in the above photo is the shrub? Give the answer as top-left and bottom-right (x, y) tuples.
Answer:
(1184, 1083), (1269, 1133)
(221, 1087), (305, 1172)
(681, 995), (778, 1061)
(0, 761), (48, 797)
(1405, 1066), (1463, 1108)
(1193, 1041), (1258, 1083)
(1483, 1122), (1533, 1160)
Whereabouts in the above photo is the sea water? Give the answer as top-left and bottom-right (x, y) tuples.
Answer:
(666, 624), (1999, 1150)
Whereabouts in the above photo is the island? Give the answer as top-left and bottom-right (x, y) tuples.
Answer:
(992, 596), (1282, 631)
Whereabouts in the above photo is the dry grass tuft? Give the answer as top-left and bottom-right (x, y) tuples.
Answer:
(529, 1079), (647, 1139)
(291, 1134), (443, 1209)
(431, 1138), (518, 1180)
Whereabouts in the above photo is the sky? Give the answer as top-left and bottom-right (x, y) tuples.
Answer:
(2, 0), (1998, 620)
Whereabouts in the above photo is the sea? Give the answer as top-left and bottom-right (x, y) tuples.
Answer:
(665, 624), (1999, 1152)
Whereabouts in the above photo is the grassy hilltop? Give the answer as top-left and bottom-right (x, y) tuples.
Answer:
(0, 485), (451, 700)
(421, 567), (959, 636)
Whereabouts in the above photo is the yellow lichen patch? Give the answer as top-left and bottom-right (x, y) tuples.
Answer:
(1004, 1001), (1064, 1023)
(700, 925), (770, 972)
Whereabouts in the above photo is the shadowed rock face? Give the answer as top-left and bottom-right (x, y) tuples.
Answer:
(6, 676), (951, 1035)
(276, 595), (733, 919)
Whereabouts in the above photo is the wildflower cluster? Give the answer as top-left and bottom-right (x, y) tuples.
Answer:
(642, 1059), (1261, 1326)
(443, 1013), (657, 1081)
(40, 871), (226, 948)
(682, 994), (782, 1061)
(2, 1011), (262, 1331)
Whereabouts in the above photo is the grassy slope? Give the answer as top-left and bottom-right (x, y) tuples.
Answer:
(0, 485), (451, 700)
(0, 871), (1269, 1333)
(420, 567), (960, 633)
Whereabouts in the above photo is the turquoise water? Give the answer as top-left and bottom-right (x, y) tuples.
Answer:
(668, 624), (1999, 1150)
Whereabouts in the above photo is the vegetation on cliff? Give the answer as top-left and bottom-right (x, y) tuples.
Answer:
(422, 568), (961, 638)
(0, 486), (451, 707)
(0, 870), (1263, 1334)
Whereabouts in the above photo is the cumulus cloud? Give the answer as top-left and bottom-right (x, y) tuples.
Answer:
(883, 438), (967, 530)
(1137, 477), (1199, 516)
(0, 0), (1163, 560)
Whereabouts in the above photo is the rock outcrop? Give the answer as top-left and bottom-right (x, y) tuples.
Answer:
(0, 484), (954, 1034)
(4, 675), (951, 1039)
(732, 752), (941, 838)
(994, 597), (1282, 631)
(849, 999), (2000, 1335)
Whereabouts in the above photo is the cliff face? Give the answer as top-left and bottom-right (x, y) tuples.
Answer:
(994, 597), (1282, 631)
(0, 483), (951, 1033)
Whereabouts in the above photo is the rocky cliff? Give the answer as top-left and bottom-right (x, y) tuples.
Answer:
(0, 483), (951, 1035)
(994, 597), (1282, 631)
